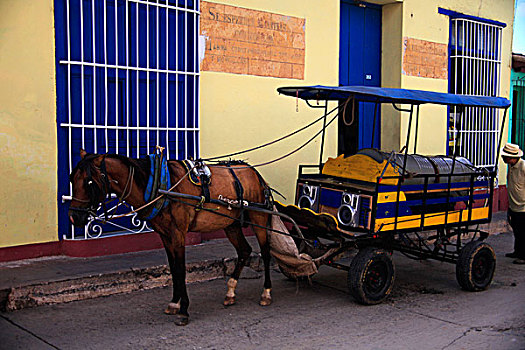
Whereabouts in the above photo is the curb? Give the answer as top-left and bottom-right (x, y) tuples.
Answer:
(1, 253), (264, 312)
(0, 215), (509, 312)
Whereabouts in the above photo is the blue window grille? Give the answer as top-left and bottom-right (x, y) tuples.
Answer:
(54, 0), (200, 239)
(444, 11), (504, 168)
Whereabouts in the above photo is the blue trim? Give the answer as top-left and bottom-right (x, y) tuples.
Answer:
(55, 0), (68, 240)
(278, 85), (511, 108)
(375, 193), (491, 219)
(378, 180), (489, 193)
(438, 7), (506, 28)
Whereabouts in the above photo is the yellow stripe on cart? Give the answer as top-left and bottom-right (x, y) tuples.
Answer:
(375, 207), (489, 231)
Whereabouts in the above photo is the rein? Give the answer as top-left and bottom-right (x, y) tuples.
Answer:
(204, 98), (352, 170)
(107, 164), (193, 220)
(209, 110), (339, 170)
(203, 102), (342, 161)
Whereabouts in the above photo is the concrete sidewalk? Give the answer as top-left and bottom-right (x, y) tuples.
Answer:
(0, 212), (510, 312)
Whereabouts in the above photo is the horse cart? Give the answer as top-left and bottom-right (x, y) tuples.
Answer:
(272, 85), (511, 305)
(68, 85), (511, 324)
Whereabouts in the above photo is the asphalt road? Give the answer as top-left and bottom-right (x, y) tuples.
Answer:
(1, 232), (524, 350)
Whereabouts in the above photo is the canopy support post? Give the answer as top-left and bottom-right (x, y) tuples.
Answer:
(319, 100), (328, 169)
(401, 105), (414, 174)
(413, 105), (420, 154)
(495, 107), (509, 165)
(371, 100), (379, 148)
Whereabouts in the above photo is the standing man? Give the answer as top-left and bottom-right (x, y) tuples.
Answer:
(502, 143), (525, 264)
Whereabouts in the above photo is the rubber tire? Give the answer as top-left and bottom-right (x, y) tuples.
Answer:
(456, 240), (496, 291)
(347, 247), (395, 305)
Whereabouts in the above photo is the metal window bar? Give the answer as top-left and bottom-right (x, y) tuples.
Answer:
(59, 0), (200, 239)
(449, 18), (502, 168)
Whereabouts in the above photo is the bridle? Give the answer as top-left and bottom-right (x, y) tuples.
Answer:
(69, 155), (112, 220)
(69, 153), (194, 223)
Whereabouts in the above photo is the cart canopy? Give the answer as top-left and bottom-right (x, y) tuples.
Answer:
(277, 85), (511, 109)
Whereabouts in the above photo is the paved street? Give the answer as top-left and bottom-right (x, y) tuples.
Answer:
(1, 232), (524, 350)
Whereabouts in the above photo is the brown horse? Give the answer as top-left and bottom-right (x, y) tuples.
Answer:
(68, 150), (273, 326)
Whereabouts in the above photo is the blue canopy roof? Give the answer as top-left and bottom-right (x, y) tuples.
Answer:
(277, 85), (511, 109)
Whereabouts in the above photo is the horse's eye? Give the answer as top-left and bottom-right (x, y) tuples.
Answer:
(88, 180), (93, 185)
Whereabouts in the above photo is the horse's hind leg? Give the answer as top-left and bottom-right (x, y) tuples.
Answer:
(223, 224), (252, 306)
(250, 212), (272, 306)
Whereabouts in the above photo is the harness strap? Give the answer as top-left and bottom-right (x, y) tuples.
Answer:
(227, 163), (246, 226)
(181, 159), (212, 206)
(194, 196), (206, 212)
(200, 176), (211, 203)
(99, 157), (110, 221)
(251, 167), (273, 210)
(196, 159), (211, 203)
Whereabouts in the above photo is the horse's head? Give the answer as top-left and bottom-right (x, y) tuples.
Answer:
(68, 149), (110, 227)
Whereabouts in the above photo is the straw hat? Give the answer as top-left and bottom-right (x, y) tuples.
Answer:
(501, 143), (523, 158)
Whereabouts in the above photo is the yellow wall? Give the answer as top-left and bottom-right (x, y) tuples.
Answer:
(381, 2), (403, 151)
(200, 0), (340, 201)
(0, 0), (58, 247)
(380, 0), (514, 182)
(0, 0), (515, 249)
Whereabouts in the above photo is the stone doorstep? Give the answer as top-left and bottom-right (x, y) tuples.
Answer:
(1, 254), (264, 312)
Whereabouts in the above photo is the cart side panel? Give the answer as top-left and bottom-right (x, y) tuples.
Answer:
(374, 173), (493, 234)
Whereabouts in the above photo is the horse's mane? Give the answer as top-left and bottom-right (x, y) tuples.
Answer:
(216, 160), (251, 166)
(69, 153), (99, 182)
(106, 154), (150, 188)
(70, 153), (151, 188)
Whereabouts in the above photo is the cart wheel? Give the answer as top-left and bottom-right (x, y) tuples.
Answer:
(347, 247), (395, 305)
(456, 241), (496, 291)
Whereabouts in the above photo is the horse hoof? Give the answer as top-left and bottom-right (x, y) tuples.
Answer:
(223, 296), (236, 306)
(174, 315), (189, 326)
(164, 302), (180, 315)
(259, 297), (272, 306)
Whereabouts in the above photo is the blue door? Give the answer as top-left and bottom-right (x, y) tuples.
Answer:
(339, 1), (381, 154)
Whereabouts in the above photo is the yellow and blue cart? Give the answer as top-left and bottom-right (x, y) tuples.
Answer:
(275, 85), (510, 305)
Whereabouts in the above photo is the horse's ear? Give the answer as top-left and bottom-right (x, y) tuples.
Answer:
(80, 149), (87, 159)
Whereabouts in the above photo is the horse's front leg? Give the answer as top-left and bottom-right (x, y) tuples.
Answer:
(161, 235), (180, 315)
(163, 249), (181, 315)
(161, 234), (189, 326)
(172, 245), (190, 325)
